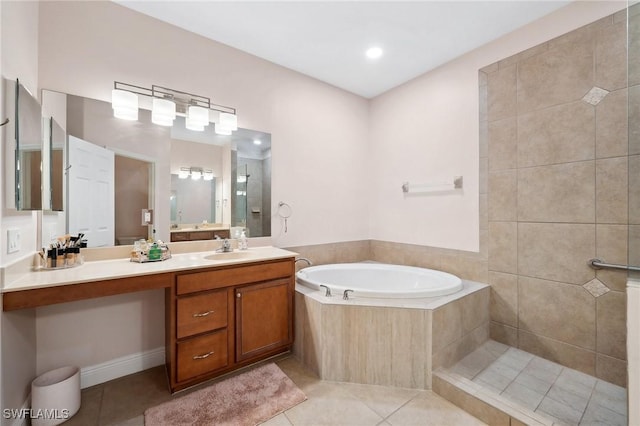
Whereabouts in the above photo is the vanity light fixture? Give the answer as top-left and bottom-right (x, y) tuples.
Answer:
(190, 168), (203, 180)
(214, 124), (232, 136)
(185, 105), (209, 131)
(112, 81), (237, 133)
(218, 112), (238, 132)
(178, 166), (214, 181)
(111, 89), (138, 120)
(178, 167), (190, 179)
(151, 98), (176, 126)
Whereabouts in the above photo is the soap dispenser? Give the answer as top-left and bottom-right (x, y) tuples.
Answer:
(239, 230), (248, 250)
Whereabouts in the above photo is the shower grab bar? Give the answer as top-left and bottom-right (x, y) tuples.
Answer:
(588, 258), (640, 272)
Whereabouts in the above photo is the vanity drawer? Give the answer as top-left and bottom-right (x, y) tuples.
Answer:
(212, 229), (230, 239)
(177, 330), (228, 382)
(176, 260), (293, 295)
(170, 232), (190, 242)
(177, 290), (227, 338)
(189, 230), (214, 241)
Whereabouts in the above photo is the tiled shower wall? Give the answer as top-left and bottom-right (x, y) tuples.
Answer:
(482, 10), (628, 387)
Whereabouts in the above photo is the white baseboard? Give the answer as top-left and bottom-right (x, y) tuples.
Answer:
(80, 347), (165, 389)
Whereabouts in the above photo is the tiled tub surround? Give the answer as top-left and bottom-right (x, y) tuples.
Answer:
(288, 239), (488, 284)
(481, 9), (631, 387)
(293, 280), (490, 389)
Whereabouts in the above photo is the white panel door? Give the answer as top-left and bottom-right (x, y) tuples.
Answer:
(67, 136), (115, 247)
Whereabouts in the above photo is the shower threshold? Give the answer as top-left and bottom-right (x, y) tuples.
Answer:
(434, 340), (627, 426)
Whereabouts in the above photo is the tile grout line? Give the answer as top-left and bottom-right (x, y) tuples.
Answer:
(379, 390), (424, 423)
(576, 376), (599, 425)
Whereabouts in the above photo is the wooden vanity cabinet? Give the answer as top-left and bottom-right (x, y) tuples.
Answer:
(170, 229), (230, 242)
(167, 258), (294, 392)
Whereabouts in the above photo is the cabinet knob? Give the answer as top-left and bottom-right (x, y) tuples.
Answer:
(236, 292), (241, 298)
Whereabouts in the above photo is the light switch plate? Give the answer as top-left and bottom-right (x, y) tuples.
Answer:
(7, 229), (20, 253)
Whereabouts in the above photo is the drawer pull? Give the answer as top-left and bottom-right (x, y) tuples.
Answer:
(193, 310), (215, 318)
(193, 351), (215, 360)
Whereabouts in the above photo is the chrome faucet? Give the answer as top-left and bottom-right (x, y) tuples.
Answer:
(343, 289), (354, 300)
(319, 285), (332, 297)
(295, 257), (312, 267)
(215, 238), (232, 253)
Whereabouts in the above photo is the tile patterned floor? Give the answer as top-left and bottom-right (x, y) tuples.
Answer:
(447, 340), (628, 426)
(63, 356), (487, 426)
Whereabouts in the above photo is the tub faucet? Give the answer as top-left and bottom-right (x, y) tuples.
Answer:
(343, 289), (354, 300)
(215, 238), (232, 253)
(319, 285), (332, 297)
(295, 257), (313, 267)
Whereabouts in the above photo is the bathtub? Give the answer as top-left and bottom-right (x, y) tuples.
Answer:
(296, 262), (463, 298)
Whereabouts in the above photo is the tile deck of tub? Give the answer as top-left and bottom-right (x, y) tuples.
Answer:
(444, 340), (627, 426)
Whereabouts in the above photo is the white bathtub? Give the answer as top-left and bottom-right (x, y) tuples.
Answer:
(296, 262), (463, 298)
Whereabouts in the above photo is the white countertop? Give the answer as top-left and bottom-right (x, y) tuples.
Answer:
(3, 246), (296, 293)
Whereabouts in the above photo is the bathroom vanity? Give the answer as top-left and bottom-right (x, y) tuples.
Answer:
(169, 258), (294, 391)
(170, 228), (231, 242)
(1, 246), (296, 393)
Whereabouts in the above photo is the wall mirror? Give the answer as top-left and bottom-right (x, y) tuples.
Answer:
(6, 78), (44, 211)
(170, 174), (217, 224)
(41, 89), (272, 247)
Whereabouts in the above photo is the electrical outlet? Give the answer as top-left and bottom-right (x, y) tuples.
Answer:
(7, 229), (20, 253)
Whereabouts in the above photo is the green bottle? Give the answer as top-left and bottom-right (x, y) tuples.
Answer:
(148, 243), (162, 261)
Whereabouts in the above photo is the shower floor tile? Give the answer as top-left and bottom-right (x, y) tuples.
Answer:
(447, 340), (628, 426)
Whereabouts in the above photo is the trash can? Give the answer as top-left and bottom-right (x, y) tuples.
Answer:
(31, 366), (81, 426)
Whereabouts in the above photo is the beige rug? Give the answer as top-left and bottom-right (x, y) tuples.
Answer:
(145, 363), (306, 425)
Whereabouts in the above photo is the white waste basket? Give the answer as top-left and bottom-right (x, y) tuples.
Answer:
(31, 366), (81, 426)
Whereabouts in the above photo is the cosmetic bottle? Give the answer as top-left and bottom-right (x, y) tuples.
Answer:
(239, 230), (248, 250)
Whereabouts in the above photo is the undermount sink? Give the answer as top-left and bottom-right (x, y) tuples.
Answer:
(203, 251), (253, 261)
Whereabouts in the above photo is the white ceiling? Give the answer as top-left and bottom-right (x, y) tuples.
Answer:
(117, 1), (570, 99)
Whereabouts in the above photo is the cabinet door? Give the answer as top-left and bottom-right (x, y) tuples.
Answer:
(235, 279), (292, 362)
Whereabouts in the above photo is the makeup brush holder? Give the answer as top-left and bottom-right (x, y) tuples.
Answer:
(41, 247), (83, 270)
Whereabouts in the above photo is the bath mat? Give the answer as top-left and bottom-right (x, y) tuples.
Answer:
(144, 363), (306, 425)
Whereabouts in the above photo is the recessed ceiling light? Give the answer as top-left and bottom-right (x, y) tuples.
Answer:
(253, 139), (262, 145)
(365, 47), (383, 59)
